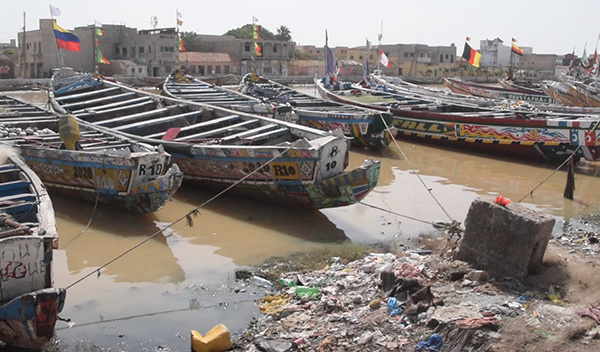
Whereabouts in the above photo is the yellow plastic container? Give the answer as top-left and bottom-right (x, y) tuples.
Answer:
(191, 324), (232, 352)
(59, 115), (81, 150)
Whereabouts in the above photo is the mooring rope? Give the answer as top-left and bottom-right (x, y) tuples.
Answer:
(516, 119), (600, 204)
(65, 141), (300, 290)
(380, 115), (455, 223)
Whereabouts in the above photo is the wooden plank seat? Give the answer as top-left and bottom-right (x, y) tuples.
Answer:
(76, 100), (158, 122)
(92, 105), (183, 127)
(144, 114), (242, 139)
(71, 96), (153, 114)
(113, 110), (205, 133)
(217, 123), (280, 144)
(0, 180), (31, 197)
(175, 119), (258, 141)
(61, 92), (138, 110)
(240, 127), (291, 145)
(53, 86), (121, 102)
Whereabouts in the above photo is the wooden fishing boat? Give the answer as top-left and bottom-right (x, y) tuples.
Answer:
(443, 77), (556, 104)
(240, 73), (394, 150)
(0, 146), (65, 350)
(49, 69), (381, 210)
(162, 71), (293, 119)
(539, 80), (590, 107)
(371, 73), (600, 115)
(0, 94), (183, 214)
(164, 72), (393, 150)
(315, 75), (600, 163)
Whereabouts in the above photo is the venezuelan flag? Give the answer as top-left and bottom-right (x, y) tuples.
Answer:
(53, 22), (80, 51)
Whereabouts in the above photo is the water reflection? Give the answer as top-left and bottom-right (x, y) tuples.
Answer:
(51, 193), (186, 284)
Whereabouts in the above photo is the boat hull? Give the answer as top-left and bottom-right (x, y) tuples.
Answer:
(49, 69), (380, 210)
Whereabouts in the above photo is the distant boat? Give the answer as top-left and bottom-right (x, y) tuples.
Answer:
(315, 74), (600, 163)
(0, 94), (183, 214)
(443, 77), (556, 104)
(163, 72), (394, 150)
(239, 73), (394, 150)
(162, 71), (293, 119)
(49, 68), (380, 210)
(0, 146), (65, 350)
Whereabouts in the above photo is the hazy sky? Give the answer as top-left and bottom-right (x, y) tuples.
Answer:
(1, 0), (599, 56)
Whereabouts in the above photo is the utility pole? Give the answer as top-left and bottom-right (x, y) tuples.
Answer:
(21, 12), (26, 78)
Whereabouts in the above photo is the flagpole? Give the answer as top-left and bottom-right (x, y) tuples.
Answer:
(49, 12), (65, 68)
(251, 16), (256, 74)
(377, 19), (383, 72)
(93, 24), (98, 74)
(20, 12), (27, 78)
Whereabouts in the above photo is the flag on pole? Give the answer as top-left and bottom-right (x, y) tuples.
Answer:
(176, 10), (183, 26)
(95, 28), (104, 37)
(581, 47), (589, 68)
(178, 34), (185, 52)
(96, 48), (109, 64)
(511, 38), (524, 56)
(49, 4), (61, 17)
(53, 21), (80, 51)
(380, 50), (391, 68)
(462, 40), (481, 67)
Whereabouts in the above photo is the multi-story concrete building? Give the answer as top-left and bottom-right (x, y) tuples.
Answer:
(15, 20), (296, 79)
(478, 38), (533, 68)
(377, 44), (457, 78)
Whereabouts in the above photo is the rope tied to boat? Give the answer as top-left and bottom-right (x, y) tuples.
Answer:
(65, 140), (303, 290)
(379, 115), (457, 224)
(516, 119), (600, 204)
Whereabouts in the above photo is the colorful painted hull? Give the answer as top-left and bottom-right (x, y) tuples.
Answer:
(0, 153), (65, 350)
(239, 74), (394, 151)
(0, 95), (183, 214)
(316, 78), (600, 163)
(49, 69), (380, 209)
(443, 77), (556, 104)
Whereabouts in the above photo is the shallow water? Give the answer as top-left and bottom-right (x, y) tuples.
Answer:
(4, 89), (600, 351)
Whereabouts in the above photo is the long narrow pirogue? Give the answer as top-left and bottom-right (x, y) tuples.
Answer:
(49, 68), (381, 210)
(0, 94), (183, 214)
(162, 71), (394, 151)
(0, 147), (65, 350)
(315, 74), (600, 163)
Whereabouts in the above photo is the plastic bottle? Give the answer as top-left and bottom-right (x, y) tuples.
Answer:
(251, 276), (273, 289)
(295, 286), (319, 298)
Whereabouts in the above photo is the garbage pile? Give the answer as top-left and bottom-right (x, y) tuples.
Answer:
(230, 235), (600, 352)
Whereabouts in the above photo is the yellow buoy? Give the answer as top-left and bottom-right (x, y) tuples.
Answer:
(190, 324), (232, 352)
(59, 115), (81, 150)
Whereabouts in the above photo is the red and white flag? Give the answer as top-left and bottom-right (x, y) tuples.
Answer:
(380, 50), (391, 68)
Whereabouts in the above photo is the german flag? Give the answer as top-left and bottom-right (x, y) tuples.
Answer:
(462, 42), (481, 67)
(511, 38), (524, 56)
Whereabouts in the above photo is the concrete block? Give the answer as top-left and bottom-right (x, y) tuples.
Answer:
(454, 195), (555, 279)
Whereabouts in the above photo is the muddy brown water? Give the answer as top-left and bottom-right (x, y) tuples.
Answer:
(4, 89), (600, 351)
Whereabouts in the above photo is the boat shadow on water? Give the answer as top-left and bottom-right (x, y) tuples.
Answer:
(171, 184), (350, 244)
(49, 192), (187, 284)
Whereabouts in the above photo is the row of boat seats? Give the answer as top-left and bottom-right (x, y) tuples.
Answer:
(144, 114), (242, 139)
(114, 110), (204, 133)
(94, 105), (183, 127)
(62, 92), (138, 111)
(72, 96), (152, 114)
(54, 86), (121, 103)
(176, 119), (256, 141)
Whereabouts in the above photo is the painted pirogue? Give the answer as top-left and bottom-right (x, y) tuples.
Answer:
(0, 94), (183, 214)
(315, 74), (600, 163)
(49, 68), (380, 210)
